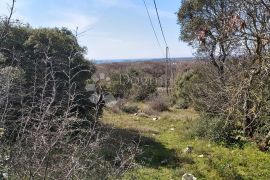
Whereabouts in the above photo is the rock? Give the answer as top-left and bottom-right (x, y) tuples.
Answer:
(183, 146), (193, 153)
(0, 173), (8, 179)
(142, 157), (152, 162)
(161, 159), (168, 164)
(182, 173), (197, 180)
(153, 117), (158, 121)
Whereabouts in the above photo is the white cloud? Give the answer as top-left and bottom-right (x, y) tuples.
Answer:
(98, 0), (120, 6)
(94, 0), (136, 8)
(42, 12), (99, 31)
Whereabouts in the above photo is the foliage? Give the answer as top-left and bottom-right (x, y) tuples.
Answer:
(177, 0), (270, 147)
(133, 80), (157, 101)
(194, 115), (242, 145)
(0, 18), (138, 178)
(106, 72), (132, 98)
(121, 104), (139, 114)
(102, 108), (270, 179)
(172, 69), (199, 109)
(174, 98), (190, 110)
(149, 97), (169, 112)
(96, 64), (161, 100)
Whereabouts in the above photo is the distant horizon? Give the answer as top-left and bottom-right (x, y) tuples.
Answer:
(93, 56), (195, 61)
(93, 56), (196, 64)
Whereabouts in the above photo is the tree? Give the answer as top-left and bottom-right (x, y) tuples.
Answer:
(177, 0), (270, 142)
(178, 0), (243, 83)
(0, 21), (139, 178)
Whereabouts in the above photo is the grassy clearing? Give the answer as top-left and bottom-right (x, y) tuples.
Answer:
(102, 107), (270, 180)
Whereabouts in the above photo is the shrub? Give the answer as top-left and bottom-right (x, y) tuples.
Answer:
(107, 100), (124, 113)
(194, 115), (240, 145)
(172, 69), (199, 108)
(174, 98), (189, 109)
(133, 81), (157, 101)
(106, 72), (132, 99)
(0, 23), (138, 178)
(121, 105), (139, 114)
(150, 98), (169, 112)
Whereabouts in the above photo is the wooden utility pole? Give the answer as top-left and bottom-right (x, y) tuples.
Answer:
(166, 46), (169, 95)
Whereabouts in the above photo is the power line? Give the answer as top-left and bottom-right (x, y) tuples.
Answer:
(142, 0), (164, 55)
(143, 0), (172, 95)
(153, 0), (168, 47)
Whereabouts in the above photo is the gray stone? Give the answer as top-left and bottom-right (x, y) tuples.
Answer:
(153, 117), (158, 121)
(182, 173), (197, 180)
(183, 146), (193, 153)
(160, 159), (168, 164)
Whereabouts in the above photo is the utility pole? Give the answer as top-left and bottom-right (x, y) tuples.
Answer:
(166, 46), (169, 95)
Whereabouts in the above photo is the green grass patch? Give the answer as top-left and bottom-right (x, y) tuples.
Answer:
(102, 108), (270, 180)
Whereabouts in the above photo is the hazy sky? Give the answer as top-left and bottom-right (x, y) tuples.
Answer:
(0, 0), (194, 60)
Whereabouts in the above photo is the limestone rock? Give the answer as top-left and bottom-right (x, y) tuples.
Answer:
(160, 159), (168, 164)
(183, 146), (193, 153)
(182, 173), (197, 180)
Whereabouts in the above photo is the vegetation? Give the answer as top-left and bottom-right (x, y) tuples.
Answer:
(102, 107), (270, 179)
(98, 63), (159, 101)
(1, 0), (270, 179)
(121, 104), (139, 114)
(105, 72), (132, 99)
(176, 0), (270, 148)
(132, 80), (157, 101)
(172, 69), (199, 109)
(149, 97), (169, 112)
(0, 4), (138, 179)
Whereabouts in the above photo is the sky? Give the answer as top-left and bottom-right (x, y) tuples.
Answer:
(0, 0), (194, 60)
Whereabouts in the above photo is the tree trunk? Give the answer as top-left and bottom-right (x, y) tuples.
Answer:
(243, 91), (255, 137)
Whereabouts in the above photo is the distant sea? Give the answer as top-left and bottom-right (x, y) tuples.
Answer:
(93, 57), (195, 64)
